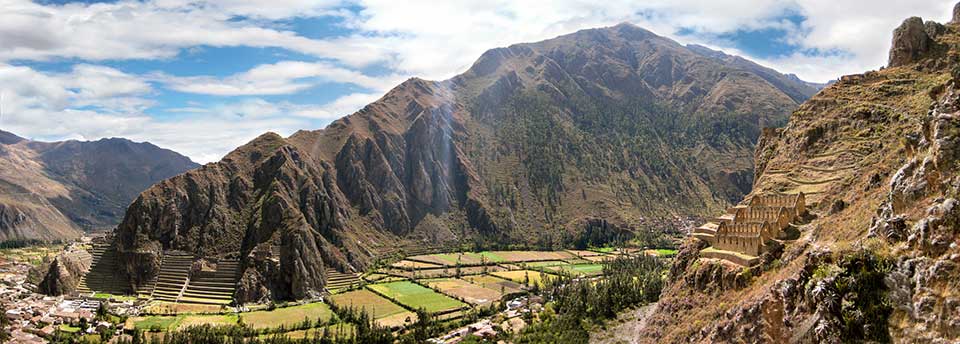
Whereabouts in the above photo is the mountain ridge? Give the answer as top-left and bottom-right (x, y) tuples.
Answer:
(0, 130), (199, 242)
(111, 23), (820, 301)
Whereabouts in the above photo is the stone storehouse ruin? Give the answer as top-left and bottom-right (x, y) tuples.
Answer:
(693, 193), (806, 265)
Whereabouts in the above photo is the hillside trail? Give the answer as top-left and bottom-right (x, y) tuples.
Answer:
(589, 303), (659, 344)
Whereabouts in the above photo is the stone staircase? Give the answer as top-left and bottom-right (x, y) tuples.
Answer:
(325, 268), (361, 293)
(150, 251), (194, 303)
(76, 243), (130, 295)
(179, 259), (240, 305)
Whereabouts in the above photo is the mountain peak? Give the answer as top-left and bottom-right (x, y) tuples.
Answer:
(0, 129), (25, 145)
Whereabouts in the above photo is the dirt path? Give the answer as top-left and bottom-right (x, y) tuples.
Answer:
(589, 303), (659, 344)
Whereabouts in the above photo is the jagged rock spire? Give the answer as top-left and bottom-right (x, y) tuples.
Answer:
(953, 2), (960, 23)
(889, 17), (932, 67)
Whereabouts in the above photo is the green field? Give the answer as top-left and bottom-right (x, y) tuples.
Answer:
(240, 302), (334, 330)
(129, 315), (182, 331)
(128, 314), (239, 331)
(549, 263), (605, 276)
(367, 281), (466, 314)
(328, 289), (416, 328)
(490, 270), (557, 286)
(523, 261), (569, 268)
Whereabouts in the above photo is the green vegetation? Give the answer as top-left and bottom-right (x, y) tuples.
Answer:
(516, 254), (667, 342)
(367, 281), (466, 314)
(550, 263), (605, 276)
(804, 251), (892, 342)
(328, 289), (414, 328)
(241, 303), (334, 330)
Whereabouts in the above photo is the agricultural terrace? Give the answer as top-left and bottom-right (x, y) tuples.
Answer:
(328, 289), (417, 328)
(367, 281), (467, 314)
(423, 278), (503, 306)
(491, 270), (558, 287)
(240, 302), (333, 330)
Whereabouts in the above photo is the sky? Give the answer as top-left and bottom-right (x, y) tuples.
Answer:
(0, 0), (954, 163)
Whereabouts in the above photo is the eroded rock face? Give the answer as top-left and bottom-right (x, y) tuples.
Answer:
(37, 250), (89, 296)
(953, 2), (960, 23)
(889, 17), (933, 67)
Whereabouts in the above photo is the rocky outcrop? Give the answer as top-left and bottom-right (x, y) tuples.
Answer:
(889, 17), (934, 67)
(36, 250), (90, 296)
(635, 4), (960, 343)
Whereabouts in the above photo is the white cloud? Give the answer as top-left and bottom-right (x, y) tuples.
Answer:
(154, 60), (405, 96)
(3, 0), (958, 164)
(0, 0), (391, 66)
(0, 63), (348, 163)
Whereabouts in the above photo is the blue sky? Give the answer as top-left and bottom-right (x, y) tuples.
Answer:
(0, 0), (953, 162)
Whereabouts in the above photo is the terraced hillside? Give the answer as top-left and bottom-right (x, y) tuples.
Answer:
(150, 252), (193, 303)
(324, 268), (361, 294)
(181, 260), (240, 305)
(75, 243), (130, 295)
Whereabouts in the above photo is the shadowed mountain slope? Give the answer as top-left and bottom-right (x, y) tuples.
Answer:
(0, 130), (198, 242)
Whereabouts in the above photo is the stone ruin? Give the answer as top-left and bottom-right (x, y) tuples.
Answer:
(693, 192), (806, 265)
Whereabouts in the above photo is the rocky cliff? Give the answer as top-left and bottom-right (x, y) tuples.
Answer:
(0, 131), (199, 242)
(628, 6), (960, 343)
(113, 23), (819, 302)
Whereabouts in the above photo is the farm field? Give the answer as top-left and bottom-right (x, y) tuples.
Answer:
(267, 324), (356, 340)
(328, 289), (416, 328)
(490, 270), (557, 287)
(461, 275), (524, 295)
(367, 281), (467, 314)
(521, 260), (569, 268)
(390, 260), (442, 269)
(423, 278), (503, 306)
(383, 265), (505, 279)
(240, 302), (333, 330)
(406, 250), (578, 266)
(126, 314), (238, 331)
(548, 263), (605, 276)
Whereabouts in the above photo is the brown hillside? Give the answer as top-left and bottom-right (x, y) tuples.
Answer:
(625, 7), (960, 343)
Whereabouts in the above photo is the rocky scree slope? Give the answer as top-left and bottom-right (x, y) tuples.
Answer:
(630, 8), (960, 344)
(0, 131), (198, 242)
(113, 23), (818, 302)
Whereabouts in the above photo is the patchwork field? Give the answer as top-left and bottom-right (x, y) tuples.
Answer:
(328, 289), (416, 328)
(405, 250), (578, 266)
(490, 270), (557, 287)
(423, 278), (503, 306)
(390, 260), (442, 269)
(461, 275), (524, 295)
(385, 265), (506, 279)
(367, 281), (467, 314)
(126, 314), (239, 331)
(521, 261), (569, 268)
(240, 302), (333, 330)
(269, 324), (356, 340)
(547, 263), (605, 276)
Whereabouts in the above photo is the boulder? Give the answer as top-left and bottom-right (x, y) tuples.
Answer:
(889, 17), (932, 67)
(954, 2), (960, 23)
